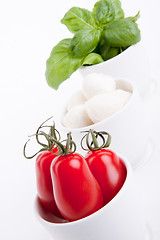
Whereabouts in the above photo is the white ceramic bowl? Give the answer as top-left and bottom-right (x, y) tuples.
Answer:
(35, 156), (147, 240)
(55, 78), (148, 168)
(78, 42), (151, 97)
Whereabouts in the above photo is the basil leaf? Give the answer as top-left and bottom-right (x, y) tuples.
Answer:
(93, 0), (115, 26)
(61, 7), (96, 34)
(126, 11), (140, 22)
(68, 29), (101, 58)
(46, 39), (84, 90)
(82, 53), (104, 65)
(99, 37), (120, 60)
(107, 0), (124, 19)
(103, 18), (141, 47)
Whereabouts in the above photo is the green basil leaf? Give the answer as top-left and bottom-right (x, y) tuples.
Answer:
(99, 37), (120, 60)
(103, 18), (141, 47)
(107, 0), (124, 19)
(45, 39), (84, 90)
(61, 7), (96, 34)
(126, 11), (140, 22)
(93, 0), (115, 26)
(68, 29), (101, 58)
(82, 53), (104, 65)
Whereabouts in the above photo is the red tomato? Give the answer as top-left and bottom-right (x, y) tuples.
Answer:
(36, 148), (62, 217)
(50, 152), (103, 221)
(85, 149), (127, 205)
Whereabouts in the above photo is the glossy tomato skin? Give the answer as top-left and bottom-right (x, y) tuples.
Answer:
(85, 149), (127, 205)
(36, 149), (61, 216)
(50, 153), (103, 222)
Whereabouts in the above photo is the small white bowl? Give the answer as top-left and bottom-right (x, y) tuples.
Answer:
(34, 156), (147, 240)
(55, 78), (149, 168)
(78, 42), (151, 97)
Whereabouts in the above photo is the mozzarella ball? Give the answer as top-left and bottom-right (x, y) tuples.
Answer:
(114, 89), (131, 106)
(66, 90), (86, 111)
(63, 105), (93, 128)
(85, 92), (124, 123)
(82, 73), (116, 99)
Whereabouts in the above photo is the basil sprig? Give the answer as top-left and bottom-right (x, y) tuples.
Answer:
(46, 39), (84, 90)
(46, 0), (141, 90)
(68, 29), (101, 58)
(102, 17), (141, 47)
(61, 7), (97, 34)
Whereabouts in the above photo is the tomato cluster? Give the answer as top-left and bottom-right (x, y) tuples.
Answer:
(24, 119), (127, 222)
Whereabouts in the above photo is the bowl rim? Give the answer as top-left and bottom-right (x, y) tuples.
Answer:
(79, 42), (141, 71)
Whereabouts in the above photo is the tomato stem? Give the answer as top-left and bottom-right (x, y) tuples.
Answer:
(23, 117), (61, 159)
(59, 132), (76, 155)
(23, 117), (77, 159)
(81, 129), (111, 151)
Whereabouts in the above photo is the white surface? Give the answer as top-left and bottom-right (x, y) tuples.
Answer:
(0, 0), (160, 239)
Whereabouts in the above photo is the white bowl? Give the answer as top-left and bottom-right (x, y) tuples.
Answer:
(55, 78), (148, 168)
(35, 156), (147, 240)
(78, 42), (151, 97)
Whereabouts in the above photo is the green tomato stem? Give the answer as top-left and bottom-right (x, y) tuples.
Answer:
(81, 129), (111, 151)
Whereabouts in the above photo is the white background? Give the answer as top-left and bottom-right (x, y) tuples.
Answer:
(0, 0), (160, 239)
